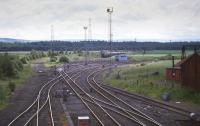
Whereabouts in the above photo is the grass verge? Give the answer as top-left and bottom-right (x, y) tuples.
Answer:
(104, 60), (200, 105)
(0, 64), (33, 110)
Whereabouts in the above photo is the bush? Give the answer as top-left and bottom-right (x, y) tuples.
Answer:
(20, 57), (27, 64)
(59, 56), (69, 63)
(0, 85), (6, 104)
(25, 56), (30, 61)
(48, 50), (58, 57)
(13, 60), (23, 71)
(0, 68), (3, 78)
(28, 55), (32, 60)
(8, 82), (16, 92)
(50, 56), (57, 62)
(2, 58), (16, 77)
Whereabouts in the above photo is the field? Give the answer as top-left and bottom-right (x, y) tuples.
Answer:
(126, 50), (194, 62)
(104, 50), (200, 105)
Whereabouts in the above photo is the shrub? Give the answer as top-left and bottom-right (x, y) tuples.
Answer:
(8, 82), (16, 92)
(0, 85), (6, 104)
(59, 56), (69, 63)
(13, 60), (23, 71)
(20, 57), (27, 64)
(25, 56), (30, 61)
(50, 56), (57, 62)
(2, 58), (16, 77)
(48, 50), (58, 57)
(28, 55), (33, 60)
(0, 68), (3, 78)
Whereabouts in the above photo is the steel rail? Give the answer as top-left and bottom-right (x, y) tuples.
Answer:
(7, 75), (61, 126)
(87, 94), (154, 125)
(36, 65), (85, 126)
(60, 71), (105, 126)
(73, 69), (150, 126)
(8, 65), (83, 126)
(88, 68), (162, 126)
(25, 67), (84, 126)
(23, 75), (61, 126)
(86, 70), (150, 126)
(102, 84), (192, 117)
(61, 69), (121, 126)
(33, 66), (88, 126)
(81, 96), (147, 125)
(48, 66), (87, 126)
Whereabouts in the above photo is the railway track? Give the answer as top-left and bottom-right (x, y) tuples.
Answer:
(84, 68), (162, 126)
(60, 67), (123, 126)
(92, 67), (193, 118)
(60, 64), (161, 126)
(8, 75), (61, 126)
(91, 67), (198, 125)
(7, 65), (84, 126)
(102, 84), (192, 117)
(7, 62), (194, 126)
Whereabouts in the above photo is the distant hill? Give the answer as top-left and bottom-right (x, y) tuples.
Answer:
(0, 38), (29, 43)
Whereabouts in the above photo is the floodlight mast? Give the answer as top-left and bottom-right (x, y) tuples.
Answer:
(107, 7), (113, 65)
(83, 26), (88, 65)
(88, 18), (92, 41)
(51, 25), (54, 51)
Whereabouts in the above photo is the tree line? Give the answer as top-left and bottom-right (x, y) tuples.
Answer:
(0, 50), (46, 78)
(0, 41), (200, 51)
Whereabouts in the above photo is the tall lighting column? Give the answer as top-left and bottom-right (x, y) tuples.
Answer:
(83, 26), (88, 65)
(107, 7), (113, 65)
(51, 25), (54, 51)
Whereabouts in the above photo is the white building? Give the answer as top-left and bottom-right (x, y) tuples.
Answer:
(115, 55), (128, 62)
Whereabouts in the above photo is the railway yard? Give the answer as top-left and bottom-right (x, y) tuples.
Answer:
(1, 0), (200, 125)
(0, 59), (199, 126)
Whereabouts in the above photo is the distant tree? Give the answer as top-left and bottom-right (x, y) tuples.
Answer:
(0, 41), (200, 51)
(59, 56), (69, 63)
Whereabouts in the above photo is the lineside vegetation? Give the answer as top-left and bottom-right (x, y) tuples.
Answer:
(104, 53), (200, 105)
(0, 50), (46, 109)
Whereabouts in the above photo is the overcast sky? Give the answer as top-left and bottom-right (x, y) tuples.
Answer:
(0, 0), (200, 41)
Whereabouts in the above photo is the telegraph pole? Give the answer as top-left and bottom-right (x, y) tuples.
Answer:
(83, 26), (88, 65)
(107, 7), (113, 65)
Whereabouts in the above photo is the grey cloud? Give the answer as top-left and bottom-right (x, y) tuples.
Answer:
(0, 0), (200, 40)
